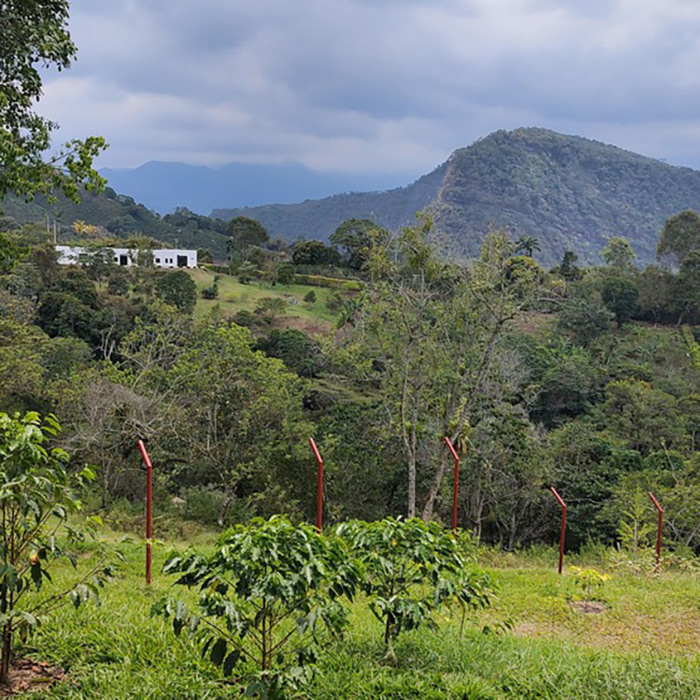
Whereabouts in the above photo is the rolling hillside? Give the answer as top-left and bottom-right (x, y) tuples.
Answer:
(5, 128), (700, 266)
(214, 128), (700, 266)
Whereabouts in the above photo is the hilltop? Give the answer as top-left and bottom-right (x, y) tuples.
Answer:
(5, 128), (700, 265)
(214, 128), (700, 265)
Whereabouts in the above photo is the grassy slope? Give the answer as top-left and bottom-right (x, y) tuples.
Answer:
(19, 533), (700, 698)
(189, 269), (338, 330)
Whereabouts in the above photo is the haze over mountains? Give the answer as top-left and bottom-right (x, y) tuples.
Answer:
(99, 161), (406, 215)
(8, 128), (700, 266)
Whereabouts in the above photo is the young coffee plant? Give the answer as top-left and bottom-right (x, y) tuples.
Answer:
(337, 518), (492, 662)
(568, 566), (611, 611)
(0, 412), (113, 684)
(156, 515), (362, 694)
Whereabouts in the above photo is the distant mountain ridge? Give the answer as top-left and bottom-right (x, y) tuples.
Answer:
(214, 128), (700, 266)
(100, 161), (405, 215)
(7, 128), (700, 266)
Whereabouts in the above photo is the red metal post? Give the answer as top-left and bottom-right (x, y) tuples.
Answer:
(445, 437), (460, 532)
(309, 437), (324, 530)
(137, 439), (153, 585)
(648, 491), (663, 570)
(549, 487), (566, 575)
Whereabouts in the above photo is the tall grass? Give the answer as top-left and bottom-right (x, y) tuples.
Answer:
(14, 535), (700, 698)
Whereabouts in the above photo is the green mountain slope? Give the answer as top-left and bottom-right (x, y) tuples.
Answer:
(211, 163), (447, 245)
(214, 128), (700, 266)
(5, 128), (700, 266)
(0, 188), (230, 259)
(432, 127), (700, 264)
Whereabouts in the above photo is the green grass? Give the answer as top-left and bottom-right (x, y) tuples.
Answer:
(189, 269), (340, 328)
(14, 532), (700, 698)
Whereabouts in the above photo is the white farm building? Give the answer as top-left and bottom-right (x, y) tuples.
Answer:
(56, 246), (198, 269)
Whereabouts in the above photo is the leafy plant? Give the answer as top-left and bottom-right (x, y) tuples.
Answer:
(156, 516), (362, 694)
(568, 566), (610, 608)
(0, 412), (113, 683)
(337, 518), (492, 662)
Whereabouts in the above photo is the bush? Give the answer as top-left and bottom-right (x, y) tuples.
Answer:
(180, 485), (251, 526)
(156, 516), (362, 694)
(293, 274), (362, 291)
(0, 412), (114, 683)
(304, 290), (317, 304)
(337, 518), (492, 662)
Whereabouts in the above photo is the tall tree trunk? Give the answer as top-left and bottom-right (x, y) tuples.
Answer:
(421, 453), (450, 522)
(1, 622), (11, 685)
(407, 452), (416, 519)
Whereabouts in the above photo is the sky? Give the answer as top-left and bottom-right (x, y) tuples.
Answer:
(38, 0), (700, 185)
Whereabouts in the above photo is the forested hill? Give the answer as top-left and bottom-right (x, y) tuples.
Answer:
(214, 128), (700, 266)
(6, 128), (700, 266)
(211, 162), (448, 248)
(432, 128), (700, 265)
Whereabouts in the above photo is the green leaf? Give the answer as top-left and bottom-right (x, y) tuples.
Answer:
(222, 650), (241, 676)
(210, 637), (227, 666)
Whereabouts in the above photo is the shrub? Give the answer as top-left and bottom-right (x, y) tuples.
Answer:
(156, 516), (362, 694)
(293, 274), (362, 291)
(337, 518), (492, 662)
(304, 290), (316, 304)
(0, 412), (114, 683)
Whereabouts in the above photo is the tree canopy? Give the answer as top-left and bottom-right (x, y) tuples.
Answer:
(0, 0), (106, 200)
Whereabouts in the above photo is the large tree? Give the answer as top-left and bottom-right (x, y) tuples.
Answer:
(225, 216), (270, 265)
(657, 210), (700, 267)
(337, 219), (540, 520)
(0, 0), (106, 199)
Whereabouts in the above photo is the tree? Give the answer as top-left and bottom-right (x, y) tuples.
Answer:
(673, 250), (700, 324)
(134, 320), (310, 523)
(226, 217), (270, 265)
(338, 220), (538, 520)
(154, 271), (197, 314)
(514, 235), (540, 257)
(330, 219), (388, 271)
(602, 236), (636, 270)
(0, 412), (112, 683)
(657, 210), (700, 266)
(0, 234), (26, 275)
(0, 1), (106, 200)
(557, 250), (582, 281)
(557, 284), (612, 346)
(601, 276), (639, 327)
(291, 240), (341, 267)
(275, 262), (295, 285)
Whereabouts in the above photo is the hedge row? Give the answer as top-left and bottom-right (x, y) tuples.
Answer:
(293, 274), (363, 291)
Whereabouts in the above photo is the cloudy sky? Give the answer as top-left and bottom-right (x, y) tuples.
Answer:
(39, 0), (700, 184)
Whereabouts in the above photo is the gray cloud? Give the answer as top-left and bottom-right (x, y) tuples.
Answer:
(36, 0), (700, 178)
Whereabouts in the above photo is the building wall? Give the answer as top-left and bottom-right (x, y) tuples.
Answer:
(55, 246), (197, 269)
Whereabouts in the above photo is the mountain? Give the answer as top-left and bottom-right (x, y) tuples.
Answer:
(100, 161), (405, 215)
(7, 128), (700, 266)
(0, 188), (230, 259)
(214, 128), (700, 266)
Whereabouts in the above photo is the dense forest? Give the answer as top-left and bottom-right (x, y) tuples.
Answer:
(3, 210), (700, 555)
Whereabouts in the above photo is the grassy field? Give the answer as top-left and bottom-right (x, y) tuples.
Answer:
(188, 269), (341, 331)
(12, 528), (700, 698)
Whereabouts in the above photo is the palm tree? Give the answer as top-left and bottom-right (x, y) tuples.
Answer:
(515, 235), (540, 257)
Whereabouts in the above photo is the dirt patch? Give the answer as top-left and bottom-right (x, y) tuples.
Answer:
(570, 600), (607, 614)
(0, 658), (66, 696)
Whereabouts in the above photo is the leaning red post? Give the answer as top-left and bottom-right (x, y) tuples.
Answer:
(137, 439), (153, 585)
(648, 491), (663, 571)
(549, 487), (566, 575)
(444, 437), (460, 533)
(309, 437), (324, 530)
